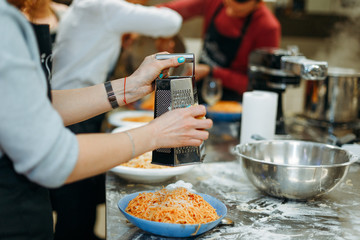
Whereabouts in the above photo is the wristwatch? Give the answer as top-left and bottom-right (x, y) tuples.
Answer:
(104, 81), (119, 109)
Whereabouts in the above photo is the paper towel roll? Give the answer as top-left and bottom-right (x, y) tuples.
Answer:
(240, 91), (278, 144)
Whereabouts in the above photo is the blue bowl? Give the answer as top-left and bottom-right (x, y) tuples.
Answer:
(118, 191), (227, 237)
(206, 111), (242, 122)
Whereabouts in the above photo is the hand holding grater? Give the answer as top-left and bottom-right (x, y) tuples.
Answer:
(152, 53), (205, 166)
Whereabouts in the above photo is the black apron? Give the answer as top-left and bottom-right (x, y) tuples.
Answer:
(198, 3), (253, 102)
(0, 24), (54, 240)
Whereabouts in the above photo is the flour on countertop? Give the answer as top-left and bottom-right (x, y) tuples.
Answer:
(107, 160), (360, 240)
(185, 161), (356, 239)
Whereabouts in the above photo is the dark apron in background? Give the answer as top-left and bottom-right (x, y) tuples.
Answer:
(0, 24), (54, 240)
(34, 24), (53, 101)
(199, 3), (253, 102)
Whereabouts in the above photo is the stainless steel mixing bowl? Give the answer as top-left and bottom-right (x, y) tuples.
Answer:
(234, 140), (358, 200)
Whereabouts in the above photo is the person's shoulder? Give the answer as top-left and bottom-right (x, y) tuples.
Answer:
(0, 3), (38, 71)
(65, 0), (110, 19)
(254, 4), (280, 29)
(71, 0), (104, 9)
(0, 0), (20, 18)
(71, 0), (134, 12)
(0, 1), (30, 33)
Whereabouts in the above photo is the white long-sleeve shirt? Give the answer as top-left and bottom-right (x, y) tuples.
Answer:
(51, 0), (183, 90)
(0, 1), (78, 188)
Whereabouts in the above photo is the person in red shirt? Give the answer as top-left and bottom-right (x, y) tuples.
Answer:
(159, 0), (281, 102)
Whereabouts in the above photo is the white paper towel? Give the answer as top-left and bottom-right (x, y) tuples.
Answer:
(240, 91), (278, 144)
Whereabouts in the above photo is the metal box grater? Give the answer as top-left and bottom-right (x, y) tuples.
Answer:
(152, 53), (205, 166)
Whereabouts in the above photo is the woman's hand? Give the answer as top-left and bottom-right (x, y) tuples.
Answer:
(147, 105), (213, 149)
(124, 52), (186, 103)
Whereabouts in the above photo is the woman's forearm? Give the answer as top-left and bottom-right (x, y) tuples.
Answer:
(52, 76), (148, 126)
(65, 124), (155, 183)
(52, 84), (112, 126)
(65, 105), (212, 184)
(52, 54), (184, 126)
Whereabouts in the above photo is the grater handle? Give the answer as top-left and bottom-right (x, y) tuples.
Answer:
(155, 53), (194, 63)
(156, 53), (195, 79)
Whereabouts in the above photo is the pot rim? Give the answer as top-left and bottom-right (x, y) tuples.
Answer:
(234, 140), (359, 168)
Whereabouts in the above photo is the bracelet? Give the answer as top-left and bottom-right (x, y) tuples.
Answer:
(124, 131), (135, 159)
(104, 81), (119, 109)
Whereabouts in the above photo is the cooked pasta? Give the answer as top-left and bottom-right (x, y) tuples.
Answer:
(208, 101), (242, 113)
(125, 187), (220, 224)
(122, 115), (153, 123)
(120, 152), (170, 169)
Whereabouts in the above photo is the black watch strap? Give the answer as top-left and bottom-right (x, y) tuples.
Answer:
(104, 81), (119, 109)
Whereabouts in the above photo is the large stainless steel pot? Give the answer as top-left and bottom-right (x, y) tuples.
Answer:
(303, 67), (360, 123)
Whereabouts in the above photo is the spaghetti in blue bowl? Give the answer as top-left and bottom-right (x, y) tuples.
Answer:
(117, 190), (227, 237)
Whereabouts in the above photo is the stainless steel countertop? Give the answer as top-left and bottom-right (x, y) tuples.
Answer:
(105, 122), (360, 240)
